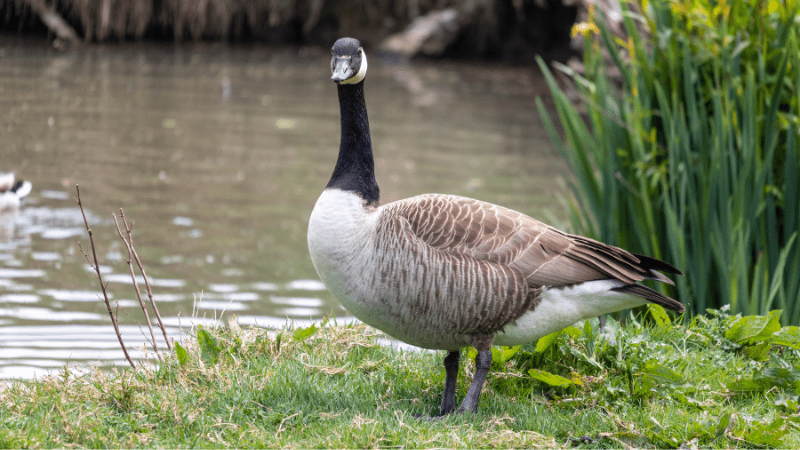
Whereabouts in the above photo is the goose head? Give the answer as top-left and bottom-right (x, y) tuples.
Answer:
(331, 37), (367, 85)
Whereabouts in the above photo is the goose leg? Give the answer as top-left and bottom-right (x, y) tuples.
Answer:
(455, 349), (492, 414)
(438, 350), (461, 416)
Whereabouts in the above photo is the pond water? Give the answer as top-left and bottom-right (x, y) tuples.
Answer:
(0, 35), (566, 379)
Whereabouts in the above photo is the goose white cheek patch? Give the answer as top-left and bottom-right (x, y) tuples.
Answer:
(340, 52), (367, 85)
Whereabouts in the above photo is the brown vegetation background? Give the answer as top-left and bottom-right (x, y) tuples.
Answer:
(2, 0), (577, 61)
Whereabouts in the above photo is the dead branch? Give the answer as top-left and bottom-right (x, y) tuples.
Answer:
(74, 185), (136, 369)
(126, 220), (173, 351)
(113, 212), (162, 361)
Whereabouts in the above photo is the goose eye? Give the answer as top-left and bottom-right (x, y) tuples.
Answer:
(358, 47), (363, 56)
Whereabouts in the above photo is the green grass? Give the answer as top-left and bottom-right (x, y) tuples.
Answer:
(2, 310), (800, 448)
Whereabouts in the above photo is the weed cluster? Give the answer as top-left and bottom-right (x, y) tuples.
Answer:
(489, 306), (800, 447)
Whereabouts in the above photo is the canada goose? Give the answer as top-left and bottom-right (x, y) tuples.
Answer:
(307, 37), (684, 416)
(0, 172), (32, 213)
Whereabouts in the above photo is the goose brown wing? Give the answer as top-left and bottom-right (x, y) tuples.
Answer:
(384, 194), (682, 287)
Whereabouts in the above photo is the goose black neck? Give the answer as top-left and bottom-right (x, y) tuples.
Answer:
(327, 81), (380, 205)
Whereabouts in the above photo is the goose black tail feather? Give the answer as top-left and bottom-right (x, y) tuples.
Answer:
(633, 253), (684, 276)
(612, 283), (685, 313)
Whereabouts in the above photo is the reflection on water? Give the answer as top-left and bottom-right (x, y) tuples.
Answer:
(0, 36), (564, 379)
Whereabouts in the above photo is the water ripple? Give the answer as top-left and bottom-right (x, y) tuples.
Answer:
(270, 296), (324, 307)
(40, 228), (85, 240)
(0, 294), (40, 303)
(195, 300), (248, 311)
(0, 268), (46, 278)
(103, 274), (186, 288)
(40, 289), (109, 302)
(0, 307), (104, 321)
(251, 282), (278, 291)
(285, 279), (326, 291)
(209, 283), (238, 293)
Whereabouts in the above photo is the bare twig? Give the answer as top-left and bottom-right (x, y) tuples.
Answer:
(120, 209), (172, 351)
(113, 212), (162, 361)
(74, 185), (136, 369)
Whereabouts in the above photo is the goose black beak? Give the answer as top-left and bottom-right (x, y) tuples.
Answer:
(331, 58), (354, 83)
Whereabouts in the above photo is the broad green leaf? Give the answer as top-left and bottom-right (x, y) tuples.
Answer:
(727, 377), (774, 392)
(197, 327), (220, 365)
(674, 391), (715, 408)
(529, 369), (574, 388)
(771, 326), (800, 349)
(568, 346), (604, 371)
(647, 304), (670, 328)
(583, 319), (594, 339)
(293, 324), (319, 341)
(761, 367), (800, 390)
(728, 367), (800, 392)
(743, 342), (772, 361)
(174, 341), (189, 366)
(739, 417), (788, 447)
(562, 326), (583, 338)
(643, 363), (685, 385)
(774, 394), (800, 413)
(716, 413), (732, 436)
(637, 374), (656, 396)
(501, 345), (520, 362)
(724, 310), (782, 344)
(491, 346), (521, 364)
(534, 331), (562, 353)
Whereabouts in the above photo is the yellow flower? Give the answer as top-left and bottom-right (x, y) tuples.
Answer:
(571, 21), (600, 38)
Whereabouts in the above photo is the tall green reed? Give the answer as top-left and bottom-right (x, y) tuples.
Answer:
(537, 0), (800, 322)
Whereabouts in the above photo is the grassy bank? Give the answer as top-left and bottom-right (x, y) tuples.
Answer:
(2, 308), (800, 448)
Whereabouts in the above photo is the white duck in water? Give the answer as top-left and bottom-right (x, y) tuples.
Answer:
(0, 172), (32, 213)
(0, 172), (32, 242)
(307, 37), (684, 416)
